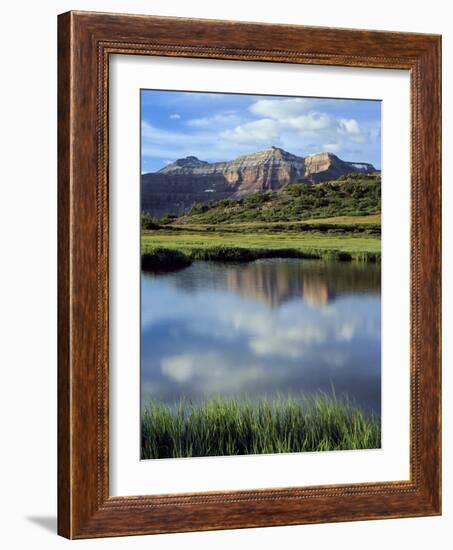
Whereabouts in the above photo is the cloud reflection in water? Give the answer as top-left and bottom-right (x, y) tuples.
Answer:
(141, 259), (381, 414)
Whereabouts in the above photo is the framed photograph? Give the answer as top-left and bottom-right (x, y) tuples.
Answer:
(58, 11), (441, 539)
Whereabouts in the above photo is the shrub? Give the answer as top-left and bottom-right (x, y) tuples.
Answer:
(141, 211), (159, 230)
(141, 248), (192, 272)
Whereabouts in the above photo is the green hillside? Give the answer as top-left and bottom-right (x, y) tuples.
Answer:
(174, 173), (381, 226)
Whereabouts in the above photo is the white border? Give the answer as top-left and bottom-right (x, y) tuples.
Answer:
(109, 55), (410, 496)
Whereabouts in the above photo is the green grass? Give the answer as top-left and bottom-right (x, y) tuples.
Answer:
(141, 230), (381, 265)
(141, 394), (381, 459)
(301, 214), (381, 225)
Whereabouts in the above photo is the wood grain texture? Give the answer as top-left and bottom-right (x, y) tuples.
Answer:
(57, 11), (72, 538)
(57, 10), (442, 539)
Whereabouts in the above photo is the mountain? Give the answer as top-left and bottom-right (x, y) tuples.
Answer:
(141, 146), (377, 217)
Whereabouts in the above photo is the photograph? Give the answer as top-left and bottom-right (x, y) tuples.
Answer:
(140, 90), (382, 459)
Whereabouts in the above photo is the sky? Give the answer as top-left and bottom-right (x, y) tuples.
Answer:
(141, 89), (381, 173)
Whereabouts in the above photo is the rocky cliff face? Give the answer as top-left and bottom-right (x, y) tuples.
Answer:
(303, 152), (375, 183)
(142, 146), (376, 217)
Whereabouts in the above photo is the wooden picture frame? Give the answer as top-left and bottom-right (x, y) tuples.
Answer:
(58, 10), (441, 539)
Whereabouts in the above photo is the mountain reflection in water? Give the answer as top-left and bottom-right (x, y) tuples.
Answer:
(141, 258), (381, 415)
(163, 258), (380, 307)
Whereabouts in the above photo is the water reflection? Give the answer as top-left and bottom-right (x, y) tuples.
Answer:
(161, 259), (380, 307)
(141, 259), (381, 414)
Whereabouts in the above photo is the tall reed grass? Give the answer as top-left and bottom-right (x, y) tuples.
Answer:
(141, 394), (380, 459)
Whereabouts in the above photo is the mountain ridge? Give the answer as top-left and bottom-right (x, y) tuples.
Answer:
(142, 146), (378, 217)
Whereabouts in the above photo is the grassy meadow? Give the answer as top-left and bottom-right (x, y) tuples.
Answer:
(141, 393), (381, 459)
(141, 222), (381, 270)
(141, 176), (382, 268)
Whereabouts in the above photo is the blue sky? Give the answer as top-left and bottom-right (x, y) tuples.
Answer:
(141, 90), (381, 173)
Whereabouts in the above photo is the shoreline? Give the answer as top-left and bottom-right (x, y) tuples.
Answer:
(141, 245), (381, 272)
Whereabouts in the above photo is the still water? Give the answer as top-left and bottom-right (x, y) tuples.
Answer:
(141, 258), (381, 415)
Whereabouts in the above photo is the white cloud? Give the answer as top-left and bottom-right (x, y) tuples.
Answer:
(336, 321), (360, 342)
(249, 97), (314, 118)
(161, 352), (235, 383)
(160, 352), (265, 391)
(338, 118), (360, 135)
(169, 113), (181, 119)
(219, 105), (367, 153)
(160, 308), (361, 366)
(248, 322), (325, 358)
(337, 118), (367, 143)
(221, 119), (280, 143)
(161, 355), (195, 382)
(283, 112), (331, 132)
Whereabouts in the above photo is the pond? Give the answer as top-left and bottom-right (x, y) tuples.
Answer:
(141, 258), (381, 415)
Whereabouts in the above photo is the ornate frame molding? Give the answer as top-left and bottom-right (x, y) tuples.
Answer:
(58, 11), (441, 538)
